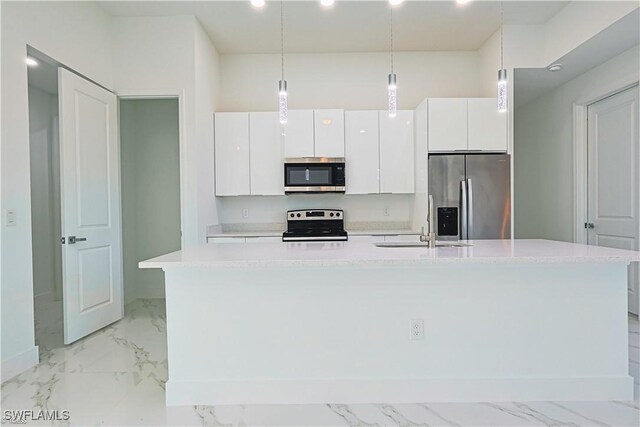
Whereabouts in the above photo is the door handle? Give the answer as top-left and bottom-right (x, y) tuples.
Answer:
(467, 178), (474, 239)
(68, 236), (87, 244)
(460, 180), (468, 240)
(584, 222), (595, 229)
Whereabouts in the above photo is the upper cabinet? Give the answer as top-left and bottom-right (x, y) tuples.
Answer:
(215, 112), (250, 196)
(345, 111), (380, 194)
(249, 112), (284, 196)
(283, 110), (314, 158)
(314, 109), (345, 157)
(427, 98), (507, 153)
(467, 98), (508, 152)
(379, 111), (415, 194)
(428, 98), (468, 152)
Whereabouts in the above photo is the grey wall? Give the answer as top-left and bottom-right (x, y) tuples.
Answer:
(28, 86), (61, 301)
(514, 45), (640, 241)
(120, 99), (181, 302)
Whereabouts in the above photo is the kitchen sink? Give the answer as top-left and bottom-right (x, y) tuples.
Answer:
(374, 242), (473, 248)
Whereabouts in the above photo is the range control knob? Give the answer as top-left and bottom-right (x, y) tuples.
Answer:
(290, 213), (295, 218)
(296, 213), (301, 218)
(329, 212), (334, 217)
(336, 212), (341, 217)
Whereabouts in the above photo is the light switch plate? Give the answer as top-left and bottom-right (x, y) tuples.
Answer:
(4, 209), (16, 227)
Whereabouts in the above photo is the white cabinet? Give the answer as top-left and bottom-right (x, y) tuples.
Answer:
(283, 110), (314, 158)
(345, 111), (380, 194)
(314, 109), (345, 157)
(215, 113), (250, 196)
(379, 111), (415, 194)
(249, 112), (284, 195)
(467, 98), (507, 152)
(428, 98), (467, 152)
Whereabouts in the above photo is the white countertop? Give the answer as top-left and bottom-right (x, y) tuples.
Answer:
(206, 229), (420, 238)
(140, 239), (640, 269)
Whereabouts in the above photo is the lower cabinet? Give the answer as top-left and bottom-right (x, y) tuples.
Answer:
(207, 236), (282, 244)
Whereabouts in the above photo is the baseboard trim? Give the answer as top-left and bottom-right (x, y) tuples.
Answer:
(1, 346), (39, 383)
(165, 376), (634, 406)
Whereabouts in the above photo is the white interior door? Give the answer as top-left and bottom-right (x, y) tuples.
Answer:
(58, 68), (123, 343)
(587, 85), (639, 315)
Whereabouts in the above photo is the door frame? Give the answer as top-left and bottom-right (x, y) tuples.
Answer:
(572, 80), (639, 244)
(116, 89), (186, 249)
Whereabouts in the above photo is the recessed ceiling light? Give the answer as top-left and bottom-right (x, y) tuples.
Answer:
(389, 0), (404, 6)
(320, 0), (335, 7)
(547, 63), (563, 72)
(250, 0), (266, 9)
(456, 0), (473, 6)
(25, 57), (39, 67)
(322, 119), (332, 125)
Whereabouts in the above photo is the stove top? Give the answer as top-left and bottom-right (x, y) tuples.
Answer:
(282, 209), (348, 242)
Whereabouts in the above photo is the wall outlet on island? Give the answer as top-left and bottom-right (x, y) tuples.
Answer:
(410, 319), (424, 340)
(242, 208), (249, 219)
(383, 207), (390, 217)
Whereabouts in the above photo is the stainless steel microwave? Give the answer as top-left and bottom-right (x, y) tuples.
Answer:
(284, 158), (346, 194)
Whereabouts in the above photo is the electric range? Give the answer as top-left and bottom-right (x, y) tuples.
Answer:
(282, 209), (348, 242)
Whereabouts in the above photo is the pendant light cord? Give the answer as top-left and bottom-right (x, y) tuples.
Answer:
(500, 0), (504, 69)
(390, 6), (394, 74)
(280, 0), (284, 80)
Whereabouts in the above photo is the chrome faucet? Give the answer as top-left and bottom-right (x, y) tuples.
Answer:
(420, 195), (437, 247)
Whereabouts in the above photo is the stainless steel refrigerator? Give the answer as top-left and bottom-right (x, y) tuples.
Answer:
(428, 154), (511, 240)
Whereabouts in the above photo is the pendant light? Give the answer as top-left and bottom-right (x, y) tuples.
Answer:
(278, 0), (288, 124)
(388, 6), (397, 118)
(497, 1), (507, 112)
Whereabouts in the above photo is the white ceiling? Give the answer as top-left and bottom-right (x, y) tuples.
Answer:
(514, 8), (640, 109)
(98, 0), (569, 54)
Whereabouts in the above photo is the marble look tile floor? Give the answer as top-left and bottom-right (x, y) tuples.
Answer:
(1, 299), (639, 427)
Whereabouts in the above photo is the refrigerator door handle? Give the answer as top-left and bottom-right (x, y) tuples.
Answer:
(467, 178), (474, 239)
(460, 180), (468, 240)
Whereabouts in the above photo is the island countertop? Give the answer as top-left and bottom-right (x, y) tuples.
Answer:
(139, 239), (640, 269)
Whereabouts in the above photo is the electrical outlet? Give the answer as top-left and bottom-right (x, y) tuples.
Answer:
(4, 209), (16, 227)
(383, 207), (390, 217)
(242, 208), (249, 219)
(410, 319), (424, 340)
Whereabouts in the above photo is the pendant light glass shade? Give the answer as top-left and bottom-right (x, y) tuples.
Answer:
(497, 69), (507, 113)
(388, 73), (397, 118)
(279, 80), (288, 124)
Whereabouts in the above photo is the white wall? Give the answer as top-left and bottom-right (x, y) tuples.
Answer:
(218, 51), (482, 112)
(218, 194), (414, 226)
(113, 16), (221, 246)
(514, 45), (640, 241)
(121, 99), (181, 302)
(1, 0), (113, 380)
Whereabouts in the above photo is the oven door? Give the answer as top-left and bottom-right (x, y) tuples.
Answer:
(284, 160), (345, 193)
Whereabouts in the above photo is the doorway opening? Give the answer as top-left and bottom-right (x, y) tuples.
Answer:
(119, 98), (181, 303)
(27, 51), (63, 354)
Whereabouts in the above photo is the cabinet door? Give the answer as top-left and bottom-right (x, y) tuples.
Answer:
(215, 112), (250, 196)
(249, 112), (284, 195)
(428, 98), (468, 152)
(345, 111), (380, 194)
(314, 109), (345, 157)
(467, 98), (507, 152)
(379, 110), (415, 194)
(283, 110), (314, 158)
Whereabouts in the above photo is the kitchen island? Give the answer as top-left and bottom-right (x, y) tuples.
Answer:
(140, 239), (640, 405)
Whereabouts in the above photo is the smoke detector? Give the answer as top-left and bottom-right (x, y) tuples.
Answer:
(547, 63), (563, 72)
